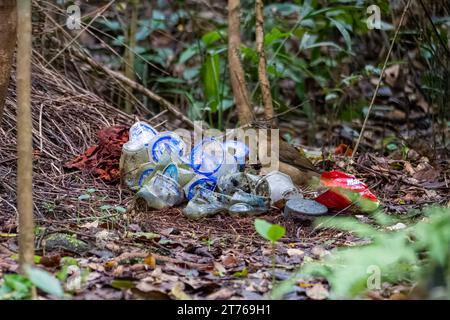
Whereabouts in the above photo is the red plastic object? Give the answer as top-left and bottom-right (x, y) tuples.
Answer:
(315, 171), (379, 212)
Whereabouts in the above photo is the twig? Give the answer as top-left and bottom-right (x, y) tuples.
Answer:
(352, 0), (412, 157)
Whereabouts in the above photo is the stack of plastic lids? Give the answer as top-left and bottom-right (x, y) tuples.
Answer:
(123, 121), (158, 152)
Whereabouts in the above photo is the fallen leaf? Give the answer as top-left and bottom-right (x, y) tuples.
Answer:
(170, 282), (191, 300)
(207, 288), (235, 300)
(144, 255), (156, 269)
(221, 254), (237, 268)
(213, 262), (226, 276)
(80, 220), (99, 229)
(39, 254), (61, 268)
(384, 64), (400, 87)
(306, 283), (329, 300)
(287, 248), (305, 257)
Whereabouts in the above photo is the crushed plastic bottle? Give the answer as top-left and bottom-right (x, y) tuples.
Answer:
(228, 203), (266, 216)
(183, 189), (230, 219)
(230, 190), (269, 209)
(137, 172), (182, 209)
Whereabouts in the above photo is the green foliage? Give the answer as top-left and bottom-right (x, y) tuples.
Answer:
(201, 52), (220, 113)
(0, 266), (65, 299)
(24, 266), (65, 298)
(0, 274), (33, 300)
(254, 219), (286, 243)
(273, 205), (450, 299)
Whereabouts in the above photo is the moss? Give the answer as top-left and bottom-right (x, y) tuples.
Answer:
(43, 233), (90, 255)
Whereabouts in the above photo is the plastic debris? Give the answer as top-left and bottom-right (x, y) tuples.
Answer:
(121, 120), (380, 219)
(136, 172), (182, 209)
(315, 170), (380, 213)
(255, 171), (300, 205)
(183, 189), (231, 219)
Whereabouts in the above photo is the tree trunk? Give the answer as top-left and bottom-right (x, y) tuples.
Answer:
(255, 0), (276, 127)
(228, 0), (254, 126)
(0, 0), (17, 123)
(16, 0), (34, 272)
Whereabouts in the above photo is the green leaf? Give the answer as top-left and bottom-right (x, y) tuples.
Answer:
(97, 18), (122, 31)
(202, 30), (222, 46)
(2, 274), (33, 299)
(114, 206), (127, 214)
(264, 27), (289, 46)
(201, 52), (221, 113)
(86, 188), (97, 194)
(24, 266), (65, 297)
(100, 204), (112, 211)
(329, 18), (353, 52)
(111, 279), (135, 290)
(232, 267), (248, 278)
(254, 219), (285, 243)
(179, 45), (200, 64)
(78, 194), (90, 201)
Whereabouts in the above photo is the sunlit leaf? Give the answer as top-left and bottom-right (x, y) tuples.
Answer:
(254, 219), (285, 243)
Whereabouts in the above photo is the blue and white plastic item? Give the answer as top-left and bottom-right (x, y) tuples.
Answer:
(129, 121), (158, 143)
(183, 175), (217, 200)
(223, 140), (249, 167)
(149, 132), (187, 164)
(162, 163), (179, 182)
(137, 163), (156, 188)
(190, 138), (224, 176)
(125, 121), (158, 152)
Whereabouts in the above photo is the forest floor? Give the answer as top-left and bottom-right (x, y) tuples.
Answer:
(1, 57), (449, 300)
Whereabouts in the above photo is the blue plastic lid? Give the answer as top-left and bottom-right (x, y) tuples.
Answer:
(187, 177), (216, 200)
(163, 163), (179, 182)
(190, 138), (224, 176)
(151, 133), (185, 163)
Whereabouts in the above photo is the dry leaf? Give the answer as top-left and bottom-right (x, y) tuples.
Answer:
(221, 254), (237, 268)
(306, 283), (329, 300)
(80, 220), (99, 229)
(144, 255), (156, 269)
(213, 261), (226, 276)
(287, 248), (305, 257)
(170, 282), (191, 300)
(384, 64), (400, 87)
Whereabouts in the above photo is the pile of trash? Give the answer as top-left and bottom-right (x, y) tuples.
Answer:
(120, 121), (380, 219)
(119, 121), (298, 218)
